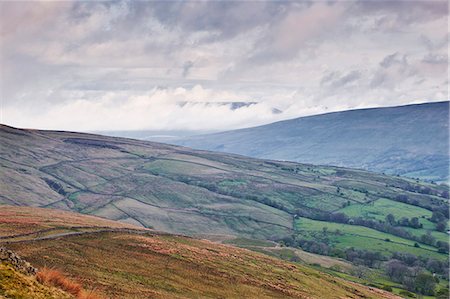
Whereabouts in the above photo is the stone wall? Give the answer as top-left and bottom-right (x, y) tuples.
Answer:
(0, 247), (37, 275)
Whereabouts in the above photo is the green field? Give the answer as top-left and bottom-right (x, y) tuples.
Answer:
(338, 198), (449, 243)
(295, 218), (446, 261)
(338, 198), (432, 221)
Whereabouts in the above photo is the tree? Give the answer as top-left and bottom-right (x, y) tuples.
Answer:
(352, 265), (368, 279)
(385, 214), (396, 225)
(395, 194), (408, 203)
(420, 232), (436, 246)
(435, 221), (446, 232)
(385, 259), (407, 282)
(398, 217), (410, 227)
(330, 212), (349, 223)
(426, 259), (445, 274)
(431, 211), (445, 223)
(410, 217), (422, 229)
(436, 241), (449, 254)
(415, 272), (436, 295)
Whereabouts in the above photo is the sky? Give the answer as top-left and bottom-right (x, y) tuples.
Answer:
(0, 0), (448, 132)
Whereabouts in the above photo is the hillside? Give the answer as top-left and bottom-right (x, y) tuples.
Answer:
(1, 124), (449, 297)
(0, 245), (75, 299)
(0, 206), (398, 299)
(0, 263), (74, 299)
(0, 124), (448, 257)
(173, 102), (449, 182)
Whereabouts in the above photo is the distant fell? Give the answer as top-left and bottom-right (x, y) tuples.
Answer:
(173, 102), (449, 182)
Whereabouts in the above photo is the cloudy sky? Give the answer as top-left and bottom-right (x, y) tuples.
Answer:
(0, 0), (448, 132)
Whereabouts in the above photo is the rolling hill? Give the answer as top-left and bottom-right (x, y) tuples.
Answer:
(173, 101), (449, 182)
(0, 124), (448, 258)
(1, 124), (449, 297)
(0, 206), (399, 299)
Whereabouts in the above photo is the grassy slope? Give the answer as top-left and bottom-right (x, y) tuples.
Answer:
(0, 124), (448, 260)
(0, 263), (73, 299)
(0, 205), (144, 238)
(223, 237), (355, 272)
(1, 206), (398, 299)
(1, 125), (447, 297)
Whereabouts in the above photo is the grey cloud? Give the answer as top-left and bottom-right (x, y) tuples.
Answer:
(370, 72), (387, 89)
(321, 70), (362, 89)
(182, 61), (194, 78)
(380, 52), (408, 68)
(422, 53), (447, 65)
(419, 34), (448, 52)
(371, 53), (420, 89)
(148, 1), (288, 41)
(354, 0), (448, 23)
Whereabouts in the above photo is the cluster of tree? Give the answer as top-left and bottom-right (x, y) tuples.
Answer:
(280, 234), (448, 272)
(430, 207), (450, 221)
(344, 247), (384, 268)
(279, 236), (330, 255)
(350, 216), (414, 240)
(394, 194), (449, 217)
(430, 210), (449, 233)
(386, 214), (422, 229)
(294, 210), (350, 223)
(296, 239), (330, 255)
(413, 232), (449, 253)
(385, 260), (438, 295)
(391, 252), (448, 277)
(402, 183), (449, 199)
(435, 240), (449, 254)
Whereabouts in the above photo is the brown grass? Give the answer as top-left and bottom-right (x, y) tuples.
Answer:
(78, 290), (104, 299)
(36, 267), (102, 299)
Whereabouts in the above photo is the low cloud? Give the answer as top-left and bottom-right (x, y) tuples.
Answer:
(2, 85), (286, 131)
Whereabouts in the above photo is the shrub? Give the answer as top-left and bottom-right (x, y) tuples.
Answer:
(36, 267), (102, 299)
(37, 268), (82, 296)
(436, 287), (449, 299)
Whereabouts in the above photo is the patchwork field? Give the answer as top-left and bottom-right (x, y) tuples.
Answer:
(1, 124), (447, 242)
(295, 218), (445, 261)
(338, 199), (449, 243)
(1, 124), (448, 298)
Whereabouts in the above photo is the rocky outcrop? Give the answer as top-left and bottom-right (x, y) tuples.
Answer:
(0, 247), (37, 275)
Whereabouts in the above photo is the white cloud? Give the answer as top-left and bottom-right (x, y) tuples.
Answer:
(2, 85), (286, 131)
(0, 1), (447, 131)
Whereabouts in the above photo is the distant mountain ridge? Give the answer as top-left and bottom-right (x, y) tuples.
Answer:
(173, 101), (449, 182)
